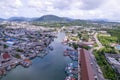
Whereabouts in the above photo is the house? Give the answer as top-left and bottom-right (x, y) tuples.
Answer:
(6, 40), (15, 46)
(1, 52), (11, 62)
(78, 42), (94, 48)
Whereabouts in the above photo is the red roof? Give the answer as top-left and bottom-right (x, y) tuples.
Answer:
(79, 42), (94, 46)
(65, 77), (76, 80)
(71, 78), (76, 80)
(2, 53), (10, 59)
(79, 49), (94, 80)
(24, 59), (31, 63)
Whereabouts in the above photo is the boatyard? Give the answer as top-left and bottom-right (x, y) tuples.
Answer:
(0, 24), (57, 78)
(1, 31), (72, 80)
(64, 48), (78, 80)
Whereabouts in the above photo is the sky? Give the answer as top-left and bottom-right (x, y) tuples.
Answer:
(0, 0), (120, 21)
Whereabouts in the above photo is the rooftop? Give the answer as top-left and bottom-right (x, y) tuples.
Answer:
(79, 48), (95, 80)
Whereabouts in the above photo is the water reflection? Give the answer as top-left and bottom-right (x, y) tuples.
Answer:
(1, 32), (72, 80)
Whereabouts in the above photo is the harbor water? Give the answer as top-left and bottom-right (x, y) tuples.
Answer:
(1, 32), (72, 80)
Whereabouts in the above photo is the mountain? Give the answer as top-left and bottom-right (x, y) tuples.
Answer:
(33, 15), (116, 23)
(0, 15), (74, 22)
(0, 18), (5, 21)
(7, 17), (32, 21)
(34, 15), (73, 22)
(0, 15), (119, 24)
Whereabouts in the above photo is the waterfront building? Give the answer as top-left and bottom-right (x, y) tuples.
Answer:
(1, 52), (11, 62)
(79, 49), (95, 80)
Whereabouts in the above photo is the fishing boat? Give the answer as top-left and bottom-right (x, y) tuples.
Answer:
(65, 76), (76, 80)
(48, 46), (54, 51)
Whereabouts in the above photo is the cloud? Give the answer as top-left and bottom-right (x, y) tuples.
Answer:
(0, 0), (120, 21)
(0, 0), (22, 18)
(14, 0), (23, 8)
(52, 0), (72, 10)
(28, 0), (44, 8)
(80, 0), (105, 10)
(2, 0), (23, 9)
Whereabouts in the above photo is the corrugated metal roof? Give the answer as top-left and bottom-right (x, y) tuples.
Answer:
(80, 49), (95, 80)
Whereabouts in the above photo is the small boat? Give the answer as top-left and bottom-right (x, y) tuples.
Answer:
(65, 76), (76, 80)
(20, 59), (32, 68)
(65, 66), (73, 71)
(67, 62), (78, 68)
(64, 52), (69, 56)
(6, 65), (12, 71)
(48, 46), (54, 51)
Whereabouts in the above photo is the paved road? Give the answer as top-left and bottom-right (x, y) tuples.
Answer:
(89, 49), (105, 80)
(94, 32), (103, 50)
(90, 33), (105, 80)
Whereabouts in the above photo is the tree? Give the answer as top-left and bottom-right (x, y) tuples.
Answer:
(72, 43), (78, 50)
(4, 44), (8, 48)
(77, 32), (82, 39)
(14, 54), (21, 59)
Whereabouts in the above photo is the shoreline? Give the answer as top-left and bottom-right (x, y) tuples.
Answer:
(0, 27), (57, 78)
(0, 39), (55, 78)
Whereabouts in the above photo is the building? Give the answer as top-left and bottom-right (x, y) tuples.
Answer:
(1, 52), (11, 62)
(78, 42), (94, 48)
(79, 48), (95, 80)
(105, 53), (120, 74)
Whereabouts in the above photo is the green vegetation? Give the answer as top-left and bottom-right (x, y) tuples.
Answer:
(82, 45), (91, 50)
(14, 54), (21, 59)
(94, 49), (116, 80)
(97, 32), (119, 53)
(107, 29), (120, 44)
(69, 43), (79, 50)
(32, 21), (82, 27)
(82, 34), (89, 41)
(3, 44), (8, 48)
(70, 37), (79, 41)
(16, 48), (24, 52)
(80, 31), (89, 41)
(77, 32), (82, 39)
(98, 35), (118, 46)
(94, 43), (98, 47)
(99, 47), (117, 54)
(94, 29), (120, 79)
(31, 20), (103, 27)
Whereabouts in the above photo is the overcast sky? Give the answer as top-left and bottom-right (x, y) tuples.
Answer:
(0, 0), (120, 21)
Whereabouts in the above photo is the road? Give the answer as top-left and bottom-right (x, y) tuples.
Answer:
(89, 49), (105, 80)
(94, 32), (103, 50)
(88, 32), (105, 80)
